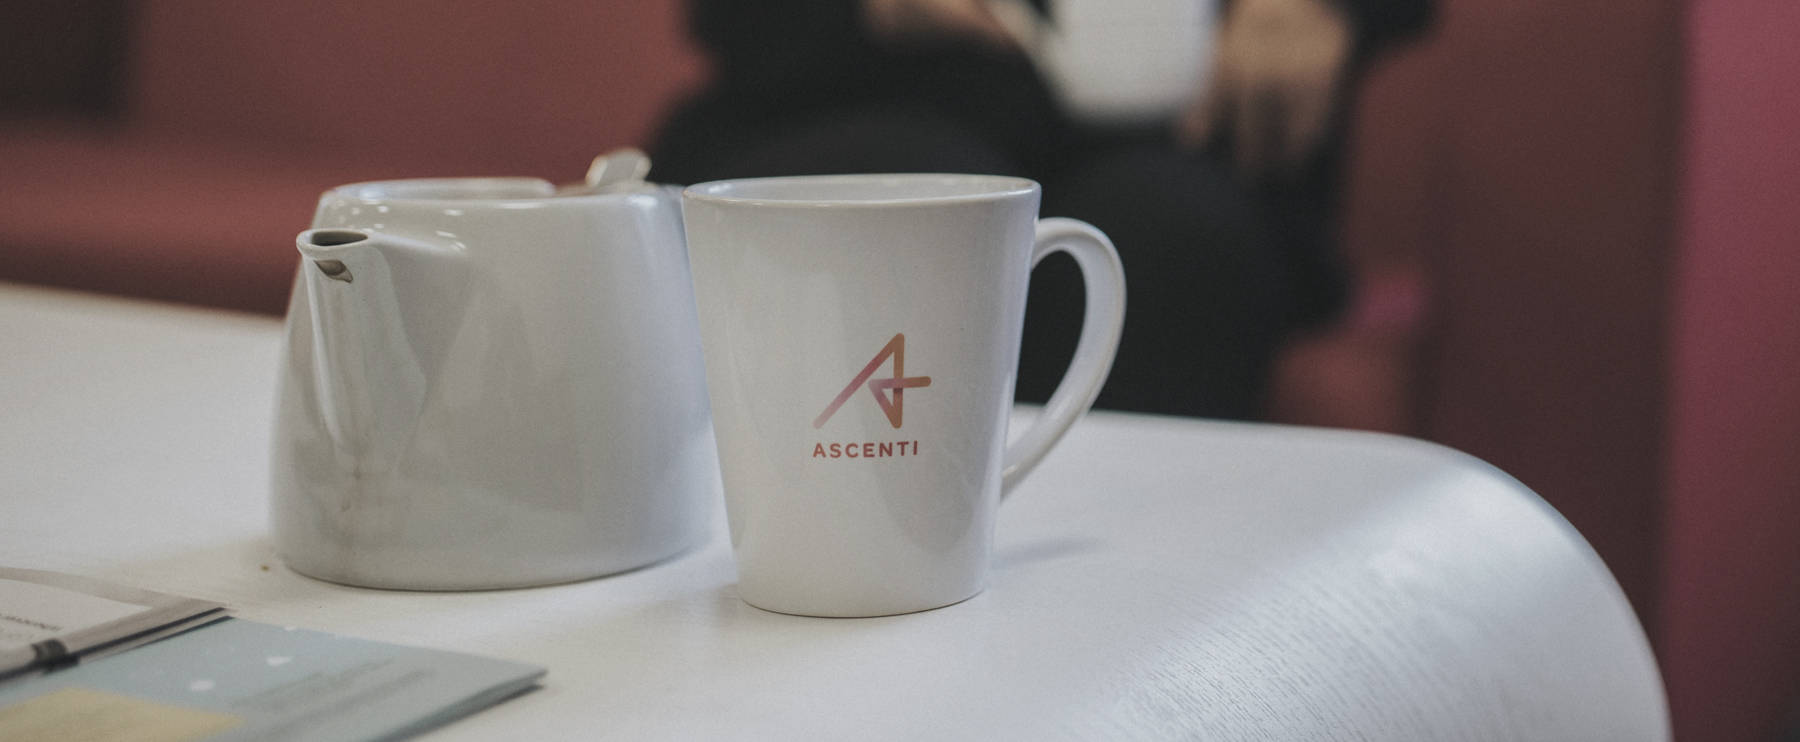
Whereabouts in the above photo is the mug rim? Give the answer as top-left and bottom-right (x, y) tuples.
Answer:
(683, 173), (1039, 208)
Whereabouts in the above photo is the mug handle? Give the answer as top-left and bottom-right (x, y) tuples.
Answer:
(1001, 217), (1127, 497)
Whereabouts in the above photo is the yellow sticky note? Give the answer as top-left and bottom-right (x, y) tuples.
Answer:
(0, 686), (241, 742)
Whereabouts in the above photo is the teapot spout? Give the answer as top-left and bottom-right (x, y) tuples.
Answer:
(299, 229), (366, 282)
(296, 228), (469, 465)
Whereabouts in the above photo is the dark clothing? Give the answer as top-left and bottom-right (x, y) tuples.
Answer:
(652, 0), (1432, 419)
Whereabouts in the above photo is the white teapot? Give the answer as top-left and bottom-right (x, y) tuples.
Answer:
(271, 152), (717, 590)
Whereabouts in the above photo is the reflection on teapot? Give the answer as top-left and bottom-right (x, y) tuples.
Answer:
(271, 156), (718, 591)
(295, 228), (469, 471)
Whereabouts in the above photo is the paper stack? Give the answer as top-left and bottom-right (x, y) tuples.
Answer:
(0, 567), (546, 741)
(0, 567), (227, 681)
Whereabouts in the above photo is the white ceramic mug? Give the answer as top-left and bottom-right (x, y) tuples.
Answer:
(682, 174), (1126, 617)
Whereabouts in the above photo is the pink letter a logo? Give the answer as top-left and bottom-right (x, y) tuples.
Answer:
(813, 333), (932, 429)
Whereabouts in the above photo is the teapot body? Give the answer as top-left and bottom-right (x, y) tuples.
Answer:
(272, 178), (717, 590)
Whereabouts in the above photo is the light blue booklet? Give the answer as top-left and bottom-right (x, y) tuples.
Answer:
(0, 618), (545, 742)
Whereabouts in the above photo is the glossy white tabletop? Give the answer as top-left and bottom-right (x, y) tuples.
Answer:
(0, 282), (1669, 740)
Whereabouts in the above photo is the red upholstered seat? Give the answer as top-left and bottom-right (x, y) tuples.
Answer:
(0, 0), (705, 314)
(0, 123), (426, 314)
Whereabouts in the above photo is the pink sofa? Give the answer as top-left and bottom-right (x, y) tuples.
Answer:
(0, 0), (705, 315)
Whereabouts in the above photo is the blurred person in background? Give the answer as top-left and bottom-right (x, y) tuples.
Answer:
(651, 0), (1433, 419)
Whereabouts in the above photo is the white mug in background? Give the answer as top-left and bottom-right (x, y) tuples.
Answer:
(682, 173), (1126, 617)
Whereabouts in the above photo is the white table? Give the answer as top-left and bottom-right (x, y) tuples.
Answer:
(0, 282), (1668, 740)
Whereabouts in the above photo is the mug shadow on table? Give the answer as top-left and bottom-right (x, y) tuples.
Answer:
(991, 536), (1101, 574)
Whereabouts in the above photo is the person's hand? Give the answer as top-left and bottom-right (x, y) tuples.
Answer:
(863, 0), (1019, 49)
(1179, 0), (1354, 175)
